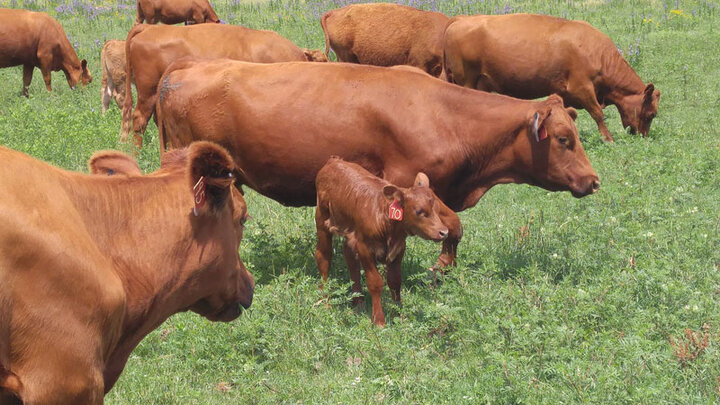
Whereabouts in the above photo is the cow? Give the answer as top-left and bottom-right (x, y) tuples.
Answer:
(321, 3), (450, 77)
(443, 14), (661, 142)
(0, 142), (254, 404)
(100, 40), (127, 114)
(0, 8), (91, 97)
(315, 158), (448, 326)
(135, 0), (220, 25)
(121, 23), (326, 148)
(156, 60), (601, 269)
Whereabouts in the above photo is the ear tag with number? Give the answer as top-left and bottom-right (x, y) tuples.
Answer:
(193, 176), (206, 216)
(388, 199), (403, 221)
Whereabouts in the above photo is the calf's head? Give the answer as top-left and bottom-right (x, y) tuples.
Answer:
(620, 83), (660, 137)
(383, 173), (448, 241)
(519, 95), (600, 198)
(183, 142), (255, 321)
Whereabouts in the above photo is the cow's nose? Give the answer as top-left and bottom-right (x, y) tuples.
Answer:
(591, 180), (600, 193)
(438, 229), (448, 239)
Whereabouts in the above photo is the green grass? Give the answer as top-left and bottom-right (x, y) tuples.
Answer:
(1, 0), (719, 403)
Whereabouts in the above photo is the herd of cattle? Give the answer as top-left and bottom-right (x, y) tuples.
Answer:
(0, 1), (659, 403)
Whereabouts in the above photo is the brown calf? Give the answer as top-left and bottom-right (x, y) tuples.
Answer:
(443, 14), (661, 141)
(136, 0), (220, 25)
(100, 40), (127, 114)
(315, 158), (448, 326)
(321, 3), (449, 76)
(0, 9), (91, 97)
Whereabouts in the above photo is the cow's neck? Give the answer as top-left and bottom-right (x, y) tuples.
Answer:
(61, 174), (200, 391)
(601, 52), (646, 105)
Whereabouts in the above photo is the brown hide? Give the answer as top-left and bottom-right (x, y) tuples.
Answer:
(121, 23), (312, 148)
(0, 143), (254, 404)
(135, 0), (220, 25)
(443, 14), (661, 141)
(0, 8), (91, 97)
(157, 60), (599, 266)
(315, 158), (447, 326)
(321, 3), (449, 76)
(100, 40), (127, 114)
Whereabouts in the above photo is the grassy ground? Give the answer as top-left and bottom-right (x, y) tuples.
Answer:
(1, 0), (719, 403)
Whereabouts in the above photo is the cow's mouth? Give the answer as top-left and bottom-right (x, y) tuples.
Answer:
(207, 303), (243, 322)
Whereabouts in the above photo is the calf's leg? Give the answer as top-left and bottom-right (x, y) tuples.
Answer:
(342, 239), (364, 307)
(356, 243), (385, 327)
(314, 206), (333, 284)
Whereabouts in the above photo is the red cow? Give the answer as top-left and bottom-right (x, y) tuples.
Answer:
(315, 158), (448, 326)
(135, 0), (220, 25)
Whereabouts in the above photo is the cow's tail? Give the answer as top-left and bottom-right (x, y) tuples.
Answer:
(0, 284), (20, 400)
(121, 24), (150, 140)
(320, 11), (332, 59)
(100, 42), (109, 114)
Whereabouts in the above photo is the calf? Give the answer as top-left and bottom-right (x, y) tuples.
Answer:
(100, 40), (127, 114)
(321, 3), (450, 76)
(315, 158), (448, 326)
(0, 8), (91, 97)
(0, 142), (254, 404)
(136, 0), (220, 25)
(443, 14), (661, 141)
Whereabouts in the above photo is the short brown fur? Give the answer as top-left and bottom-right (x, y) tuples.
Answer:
(135, 0), (220, 25)
(100, 40), (127, 114)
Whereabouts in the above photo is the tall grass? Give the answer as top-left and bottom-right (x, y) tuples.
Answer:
(0, 0), (718, 403)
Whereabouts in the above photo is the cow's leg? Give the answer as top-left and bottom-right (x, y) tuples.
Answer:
(131, 94), (156, 149)
(435, 201), (463, 269)
(40, 66), (52, 92)
(22, 64), (33, 97)
(565, 83), (613, 142)
(314, 206), (333, 284)
(356, 243), (385, 327)
(342, 239), (364, 307)
(386, 244), (406, 303)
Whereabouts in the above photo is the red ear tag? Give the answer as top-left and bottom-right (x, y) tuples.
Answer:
(193, 176), (206, 216)
(388, 200), (403, 221)
(538, 125), (548, 141)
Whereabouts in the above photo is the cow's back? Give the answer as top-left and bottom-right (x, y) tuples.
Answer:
(323, 3), (449, 74)
(0, 9), (58, 67)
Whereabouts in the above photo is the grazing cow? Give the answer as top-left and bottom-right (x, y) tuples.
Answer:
(443, 14), (661, 141)
(0, 142), (254, 404)
(121, 23), (326, 148)
(100, 40), (127, 114)
(315, 158), (448, 326)
(0, 8), (91, 97)
(321, 3), (449, 76)
(156, 60), (600, 268)
(135, 0), (220, 25)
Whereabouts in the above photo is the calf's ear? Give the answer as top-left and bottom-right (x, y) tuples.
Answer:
(414, 172), (430, 188)
(383, 185), (405, 205)
(187, 141), (237, 215)
(88, 150), (142, 176)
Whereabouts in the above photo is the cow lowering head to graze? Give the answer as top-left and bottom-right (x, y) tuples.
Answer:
(100, 40), (127, 115)
(321, 3), (450, 76)
(0, 8), (91, 97)
(0, 142), (254, 404)
(156, 60), (599, 270)
(135, 0), (220, 25)
(315, 158), (448, 326)
(122, 23), (321, 149)
(443, 13), (660, 141)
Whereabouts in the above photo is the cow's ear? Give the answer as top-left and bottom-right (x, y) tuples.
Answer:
(566, 107), (578, 121)
(382, 185), (405, 205)
(88, 150), (142, 176)
(643, 83), (656, 104)
(81, 59), (88, 72)
(302, 49), (313, 61)
(187, 141), (236, 215)
(414, 172), (430, 188)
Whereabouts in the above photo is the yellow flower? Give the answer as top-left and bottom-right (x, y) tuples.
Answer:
(670, 9), (686, 16)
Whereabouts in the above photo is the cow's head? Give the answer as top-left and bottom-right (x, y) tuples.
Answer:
(518, 94), (600, 198)
(303, 48), (329, 63)
(66, 59), (92, 89)
(384, 173), (449, 241)
(182, 142), (255, 321)
(619, 83), (660, 137)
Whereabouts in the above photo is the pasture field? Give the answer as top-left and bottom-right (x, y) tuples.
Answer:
(1, 0), (719, 403)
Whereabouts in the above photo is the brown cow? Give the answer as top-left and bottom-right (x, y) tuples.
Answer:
(156, 60), (600, 268)
(0, 142), (254, 404)
(315, 158), (448, 326)
(443, 14), (661, 141)
(0, 8), (91, 97)
(100, 40), (127, 114)
(321, 3), (450, 77)
(135, 0), (220, 25)
(122, 23), (325, 148)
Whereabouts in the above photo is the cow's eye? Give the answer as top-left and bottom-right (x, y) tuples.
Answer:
(415, 209), (427, 217)
(558, 137), (568, 145)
